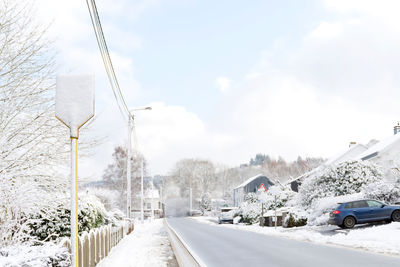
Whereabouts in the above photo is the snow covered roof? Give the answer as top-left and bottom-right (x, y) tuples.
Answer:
(234, 174), (265, 189)
(324, 143), (368, 165)
(357, 133), (400, 161)
(286, 143), (368, 185)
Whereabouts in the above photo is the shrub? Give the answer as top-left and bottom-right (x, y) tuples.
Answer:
(259, 185), (296, 211)
(298, 160), (383, 208)
(283, 208), (308, 228)
(26, 193), (114, 243)
(363, 177), (400, 204)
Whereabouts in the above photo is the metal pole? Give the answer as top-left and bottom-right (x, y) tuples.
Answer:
(70, 137), (79, 267)
(126, 116), (132, 219)
(151, 176), (154, 220)
(141, 159), (144, 223)
(274, 195), (277, 229)
(189, 187), (192, 216)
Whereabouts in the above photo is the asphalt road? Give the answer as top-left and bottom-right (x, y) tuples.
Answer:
(166, 217), (400, 267)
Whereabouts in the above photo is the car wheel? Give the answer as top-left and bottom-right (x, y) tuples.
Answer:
(343, 216), (356, 229)
(391, 210), (400, 222)
(339, 224), (346, 229)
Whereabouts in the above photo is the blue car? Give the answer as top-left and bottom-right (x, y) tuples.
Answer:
(328, 199), (400, 229)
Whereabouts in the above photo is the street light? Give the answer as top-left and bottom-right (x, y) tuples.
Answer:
(126, 106), (151, 223)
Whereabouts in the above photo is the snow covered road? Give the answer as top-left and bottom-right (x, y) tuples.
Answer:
(167, 217), (400, 267)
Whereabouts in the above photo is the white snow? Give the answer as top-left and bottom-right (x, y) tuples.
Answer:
(357, 133), (400, 160)
(191, 216), (400, 256)
(97, 219), (174, 267)
(0, 243), (70, 267)
(55, 74), (95, 137)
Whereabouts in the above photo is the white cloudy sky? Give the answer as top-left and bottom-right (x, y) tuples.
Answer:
(36, 0), (400, 178)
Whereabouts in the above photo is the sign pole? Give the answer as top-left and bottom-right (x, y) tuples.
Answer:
(70, 137), (79, 267)
(55, 74), (94, 267)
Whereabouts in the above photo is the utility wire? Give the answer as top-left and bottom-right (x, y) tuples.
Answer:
(85, 0), (133, 121)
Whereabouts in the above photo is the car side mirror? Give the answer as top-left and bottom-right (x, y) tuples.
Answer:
(381, 204), (386, 208)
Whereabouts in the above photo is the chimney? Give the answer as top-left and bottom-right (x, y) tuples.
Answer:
(349, 141), (357, 148)
(394, 123), (400, 135)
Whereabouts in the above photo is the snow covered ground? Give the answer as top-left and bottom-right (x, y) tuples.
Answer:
(0, 243), (70, 267)
(97, 219), (176, 267)
(191, 216), (400, 256)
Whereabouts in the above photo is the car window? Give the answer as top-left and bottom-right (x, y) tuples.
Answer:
(344, 202), (353, 209)
(354, 201), (368, 208)
(367, 200), (382, 207)
(345, 201), (368, 208)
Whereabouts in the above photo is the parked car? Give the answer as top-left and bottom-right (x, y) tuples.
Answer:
(328, 199), (400, 229)
(218, 207), (237, 224)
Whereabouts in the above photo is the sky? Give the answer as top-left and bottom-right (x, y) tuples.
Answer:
(36, 0), (400, 178)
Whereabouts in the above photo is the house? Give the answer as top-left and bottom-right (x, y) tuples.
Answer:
(233, 174), (274, 206)
(144, 188), (163, 218)
(289, 123), (400, 191)
(355, 125), (400, 182)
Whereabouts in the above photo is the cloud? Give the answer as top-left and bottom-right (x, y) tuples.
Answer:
(216, 76), (231, 93)
(35, 0), (400, 177)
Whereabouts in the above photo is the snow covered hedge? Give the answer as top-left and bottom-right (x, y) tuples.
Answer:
(26, 193), (119, 243)
(298, 160), (383, 208)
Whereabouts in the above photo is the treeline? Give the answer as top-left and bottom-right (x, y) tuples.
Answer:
(249, 154), (325, 182)
(164, 154), (325, 207)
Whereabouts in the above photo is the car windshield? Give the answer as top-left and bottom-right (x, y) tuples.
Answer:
(221, 208), (232, 212)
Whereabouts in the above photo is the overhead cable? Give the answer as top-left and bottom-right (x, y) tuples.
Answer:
(85, 0), (133, 120)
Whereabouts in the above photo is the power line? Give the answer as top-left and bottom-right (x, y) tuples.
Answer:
(85, 0), (133, 121)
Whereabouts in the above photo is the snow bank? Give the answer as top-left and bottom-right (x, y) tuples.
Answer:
(0, 243), (70, 267)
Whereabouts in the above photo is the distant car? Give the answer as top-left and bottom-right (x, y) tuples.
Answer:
(189, 209), (203, 216)
(328, 200), (400, 229)
(218, 207), (237, 224)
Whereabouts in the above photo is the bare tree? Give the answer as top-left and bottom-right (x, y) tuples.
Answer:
(102, 145), (148, 211)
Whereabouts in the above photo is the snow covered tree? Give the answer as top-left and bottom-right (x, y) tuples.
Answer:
(0, 0), (98, 247)
(298, 160), (383, 208)
(259, 185), (296, 210)
(200, 193), (211, 212)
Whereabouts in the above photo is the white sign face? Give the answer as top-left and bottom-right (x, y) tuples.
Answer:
(56, 75), (95, 138)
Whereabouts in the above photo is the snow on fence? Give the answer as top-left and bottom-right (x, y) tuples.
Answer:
(61, 220), (134, 267)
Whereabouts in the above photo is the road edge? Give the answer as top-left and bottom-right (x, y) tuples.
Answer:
(164, 219), (206, 267)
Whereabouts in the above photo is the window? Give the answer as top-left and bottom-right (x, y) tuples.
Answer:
(367, 200), (383, 208)
(345, 201), (368, 209)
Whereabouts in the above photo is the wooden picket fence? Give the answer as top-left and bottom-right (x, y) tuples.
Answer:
(61, 220), (134, 267)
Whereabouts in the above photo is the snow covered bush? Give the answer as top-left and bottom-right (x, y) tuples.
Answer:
(259, 185), (296, 211)
(244, 192), (258, 203)
(26, 193), (112, 243)
(283, 208), (308, 228)
(298, 160), (382, 208)
(200, 193), (211, 212)
(233, 193), (262, 224)
(363, 177), (400, 204)
(235, 201), (261, 225)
